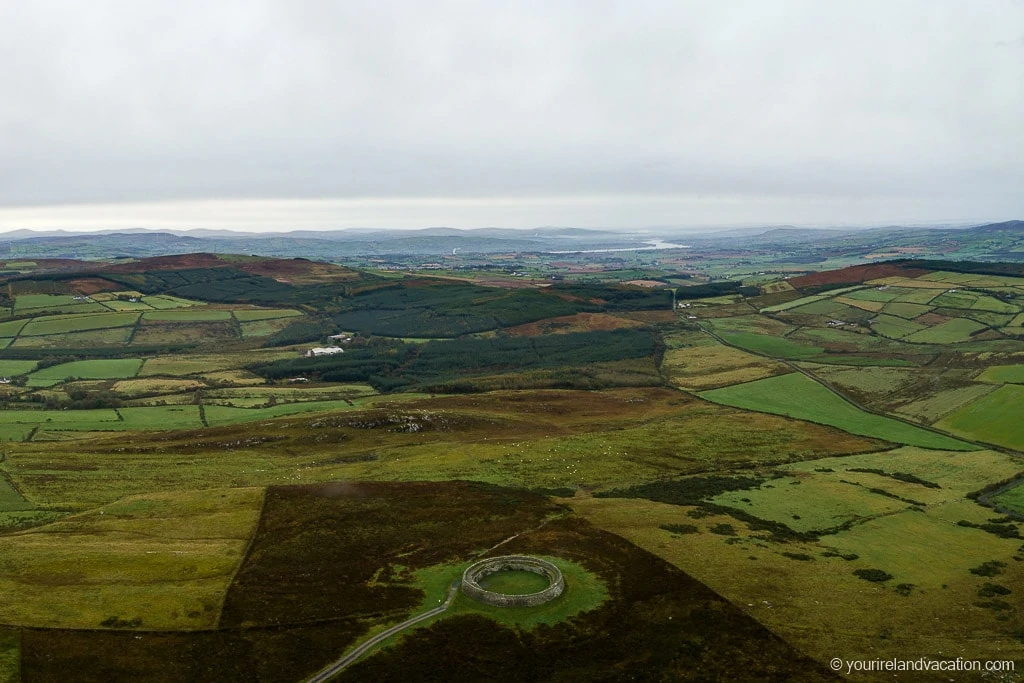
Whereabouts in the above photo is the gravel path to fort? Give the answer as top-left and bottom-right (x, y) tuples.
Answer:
(305, 582), (461, 682)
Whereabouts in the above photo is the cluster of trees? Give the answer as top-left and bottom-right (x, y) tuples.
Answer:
(252, 329), (657, 392)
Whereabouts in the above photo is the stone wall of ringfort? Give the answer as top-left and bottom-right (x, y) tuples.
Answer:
(461, 555), (565, 608)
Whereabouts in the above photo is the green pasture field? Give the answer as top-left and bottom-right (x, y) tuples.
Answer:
(711, 474), (909, 534)
(714, 331), (823, 360)
(13, 294), (78, 311)
(870, 314), (925, 339)
(0, 487), (262, 630)
(707, 315), (793, 336)
(1010, 313), (1024, 327)
(232, 308), (303, 322)
(0, 409), (122, 438)
(991, 483), (1024, 515)
(0, 425), (37, 442)
(786, 446), (1022, 497)
(759, 286), (866, 313)
(891, 288), (941, 305)
(842, 288), (902, 303)
(98, 300), (154, 312)
(700, 373), (976, 450)
(0, 340), (11, 351)
(966, 310), (1016, 327)
(143, 295), (205, 309)
(116, 406), (204, 431)
(936, 384), (1024, 450)
(0, 361), (36, 377)
(905, 317), (986, 344)
(881, 302), (932, 319)
(930, 291), (978, 309)
(142, 309), (233, 322)
(20, 312), (140, 336)
(758, 293), (831, 313)
(26, 359), (144, 387)
(0, 320), (28, 337)
(0, 474), (31, 512)
(971, 295), (1019, 314)
(786, 300), (858, 317)
(977, 364), (1024, 384)
(89, 291), (144, 302)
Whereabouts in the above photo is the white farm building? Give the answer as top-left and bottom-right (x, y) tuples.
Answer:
(305, 346), (344, 357)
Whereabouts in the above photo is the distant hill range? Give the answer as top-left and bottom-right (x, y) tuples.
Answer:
(0, 221), (1020, 261)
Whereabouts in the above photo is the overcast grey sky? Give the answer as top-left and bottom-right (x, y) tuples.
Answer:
(0, 0), (1022, 231)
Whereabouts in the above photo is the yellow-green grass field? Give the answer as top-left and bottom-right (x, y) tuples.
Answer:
(141, 295), (206, 309)
(239, 318), (297, 338)
(205, 384), (376, 403)
(0, 487), (262, 630)
(12, 327), (134, 348)
(232, 308), (303, 322)
(835, 296), (885, 312)
(19, 312), (140, 336)
(662, 338), (790, 391)
(800, 363), (920, 400)
(139, 351), (297, 377)
(869, 313), (926, 339)
(977, 364), (1024, 384)
(700, 373), (976, 450)
(98, 299), (154, 311)
(892, 383), (999, 424)
(203, 400), (380, 426)
(110, 378), (206, 396)
(26, 359), (144, 387)
(0, 361), (37, 377)
(712, 447), (1020, 533)
(936, 384), (1024, 450)
(570, 489), (1024, 673)
(0, 320), (28, 337)
(142, 310), (233, 322)
(0, 389), (876, 508)
(904, 317), (987, 344)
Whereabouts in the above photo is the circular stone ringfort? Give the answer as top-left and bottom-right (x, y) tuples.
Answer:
(461, 555), (565, 607)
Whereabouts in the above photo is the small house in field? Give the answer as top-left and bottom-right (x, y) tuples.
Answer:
(305, 347), (344, 357)
(327, 334), (351, 342)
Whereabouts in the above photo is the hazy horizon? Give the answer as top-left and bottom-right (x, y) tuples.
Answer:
(2, 1), (1022, 231)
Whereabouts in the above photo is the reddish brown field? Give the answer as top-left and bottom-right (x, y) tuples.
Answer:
(65, 277), (122, 294)
(789, 263), (929, 289)
(504, 312), (644, 337)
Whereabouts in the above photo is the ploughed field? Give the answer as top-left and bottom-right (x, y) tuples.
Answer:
(4, 255), (1024, 680)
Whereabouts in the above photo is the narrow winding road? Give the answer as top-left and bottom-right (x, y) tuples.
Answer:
(305, 581), (461, 683)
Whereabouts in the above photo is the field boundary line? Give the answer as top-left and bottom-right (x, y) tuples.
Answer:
(212, 486), (268, 629)
(125, 313), (143, 344)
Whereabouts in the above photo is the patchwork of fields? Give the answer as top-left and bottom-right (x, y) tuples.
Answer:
(2, 256), (1024, 679)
